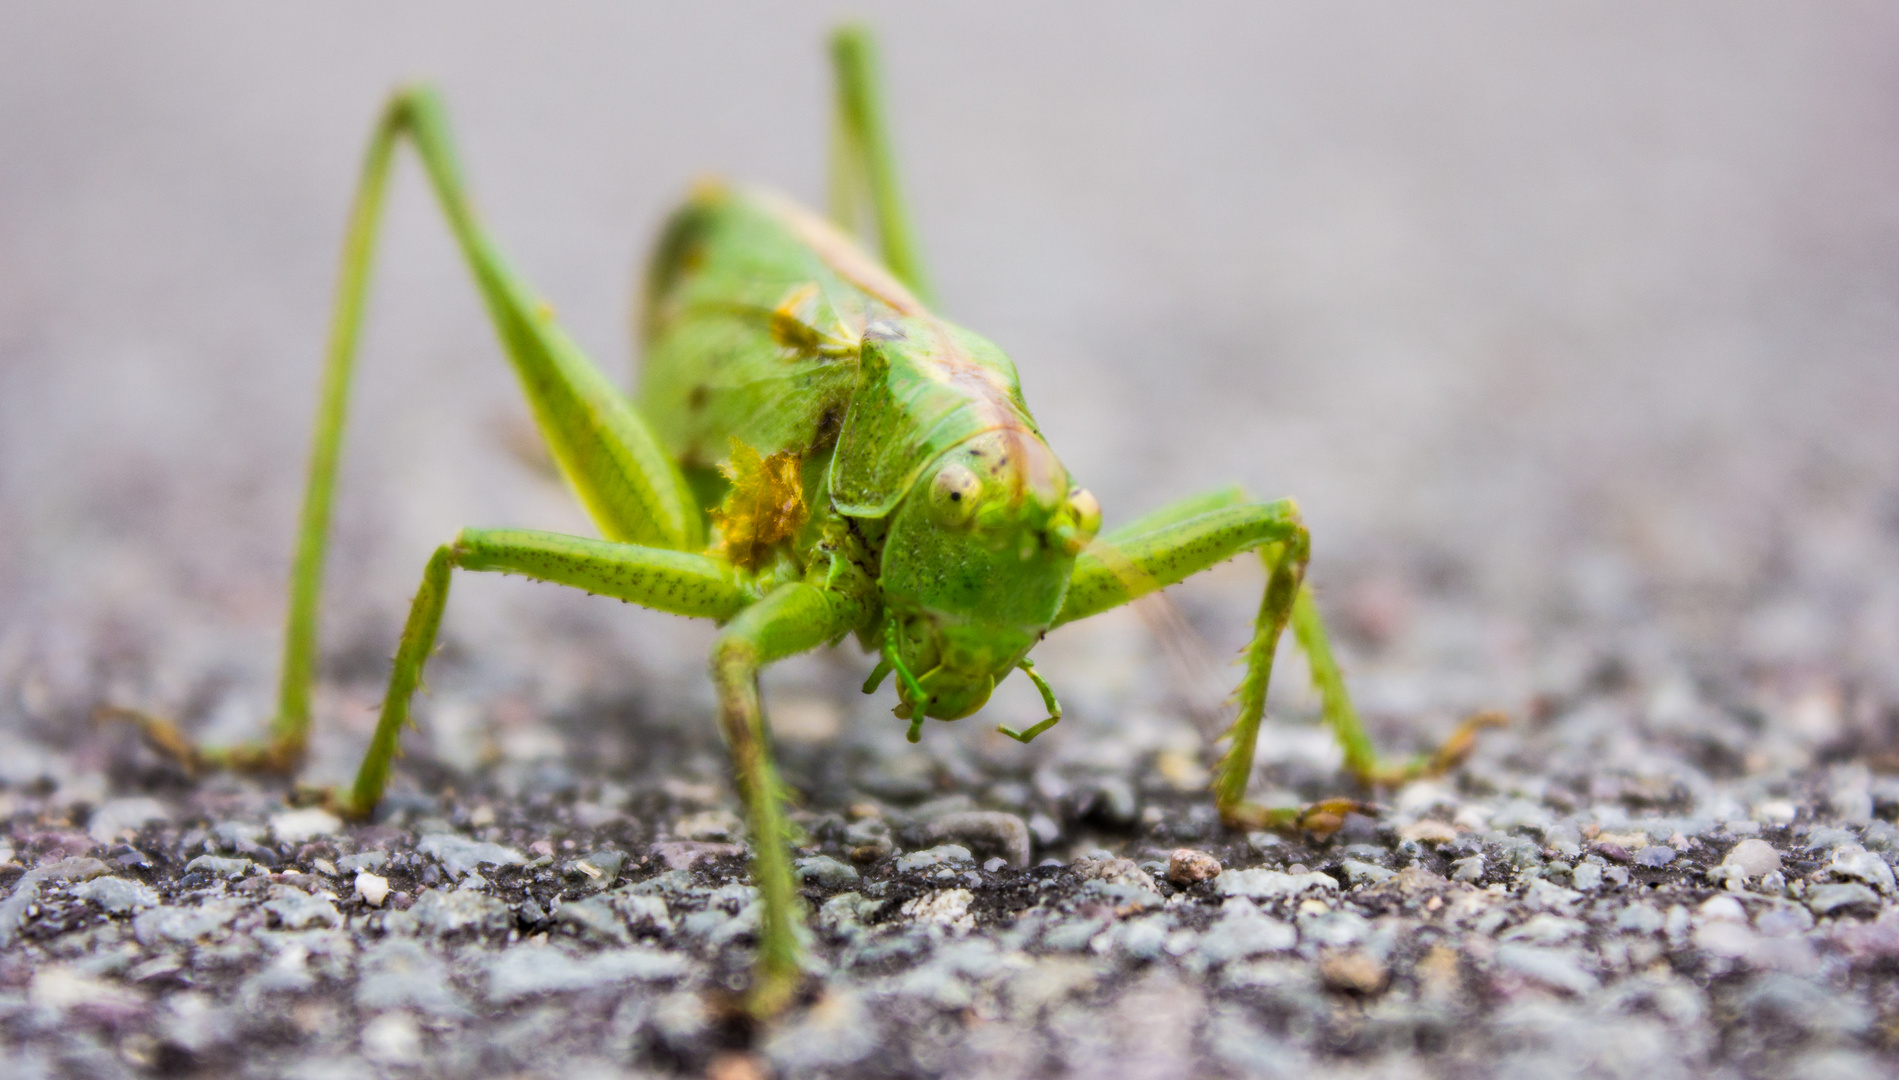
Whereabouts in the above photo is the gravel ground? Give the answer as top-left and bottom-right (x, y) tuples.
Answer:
(7, 4), (1899, 1079)
(5, 605), (1899, 1080)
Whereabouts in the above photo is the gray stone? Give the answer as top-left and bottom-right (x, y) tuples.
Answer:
(269, 807), (341, 844)
(485, 945), (688, 1001)
(1495, 944), (1598, 994)
(355, 939), (468, 1017)
(70, 876), (158, 914)
(264, 886), (341, 929)
(1073, 855), (1158, 891)
(1027, 812), (1062, 846)
(629, 868), (698, 895)
(86, 796), (169, 843)
(606, 888), (674, 932)
(924, 811), (1032, 869)
(1807, 882), (1880, 916)
(410, 886), (512, 935)
(1616, 904), (1665, 935)
(683, 886), (762, 946)
(648, 840), (744, 870)
(650, 991), (711, 1051)
(183, 854), (253, 879)
(1490, 799), (1553, 832)
(1497, 836), (1545, 871)
(1503, 913), (1587, 945)
(894, 844), (974, 873)
(1043, 916), (1110, 952)
(1341, 859), (1394, 885)
(1301, 909), (1371, 949)
(133, 898), (244, 946)
(1829, 846), (1896, 894)
(1200, 902), (1297, 963)
(1740, 974), (1870, 1036)
(1204, 1005), (1309, 1078)
(1523, 877), (1582, 912)
(1106, 915), (1171, 960)
(336, 850), (388, 873)
(159, 991), (236, 1053)
(1570, 861), (1604, 891)
(795, 855), (860, 887)
(416, 833), (524, 876)
(212, 820), (265, 846)
(1755, 903), (1814, 936)
(1664, 903), (1691, 943)
(1082, 776), (1140, 826)
(1080, 877), (1164, 912)
(553, 895), (629, 944)
(764, 990), (881, 1073)
(1214, 868), (1337, 900)
(1633, 845), (1677, 867)
(22, 856), (111, 882)
(1805, 826), (1858, 850)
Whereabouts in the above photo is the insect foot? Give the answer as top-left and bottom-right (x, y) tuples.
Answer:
(1221, 797), (1378, 839)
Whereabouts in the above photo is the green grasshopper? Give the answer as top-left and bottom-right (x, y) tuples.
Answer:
(145, 26), (1491, 1016)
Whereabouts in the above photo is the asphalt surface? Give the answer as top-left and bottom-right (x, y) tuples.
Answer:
(4, 4), (1899, 1078)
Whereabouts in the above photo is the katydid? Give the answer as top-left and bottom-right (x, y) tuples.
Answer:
(144, 25), (1495, 1017)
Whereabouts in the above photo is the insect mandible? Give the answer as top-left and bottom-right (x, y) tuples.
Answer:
(143, 25), (1497, 1017)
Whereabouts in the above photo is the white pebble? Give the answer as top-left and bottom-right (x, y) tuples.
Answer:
(1722, 838), (1782, 878)
(356, 871), (391, 907)
(271, 807), (341, 844)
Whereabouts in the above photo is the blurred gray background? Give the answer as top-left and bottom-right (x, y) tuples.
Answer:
(3, 2), (1898, 774)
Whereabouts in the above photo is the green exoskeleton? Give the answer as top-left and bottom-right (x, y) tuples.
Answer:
(149, 27), (1494, 1016)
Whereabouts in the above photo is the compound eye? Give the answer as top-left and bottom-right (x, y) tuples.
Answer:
(929, 463), (982, 527)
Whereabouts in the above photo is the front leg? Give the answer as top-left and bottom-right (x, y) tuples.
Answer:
(1056, 495), (1495, 830)
(1054, 499), (1314, 826)
(710, 582), (872, 1018)
(340, 528), (758, 818)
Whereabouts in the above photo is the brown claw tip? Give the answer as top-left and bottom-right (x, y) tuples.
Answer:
(1299, 797), (1377, 838)
(1426, 709), (1508, 774)
(96, 705), (203, 776)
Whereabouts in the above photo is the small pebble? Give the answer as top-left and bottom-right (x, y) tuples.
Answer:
(1807, 882), (1878, 916)
(270, 807), (341, 844)
(1697, 895), (1746, 923)
(1319, 950), (1387, 994)
(795, 855), (860, 887)
(1398, 819), (1460, 845)
(894, 845), (973, 873)
(1570, 862), (1604, 891)
(1168, 848), (1222, 884)
(1829, 846), (1896, 894)
(1633, 845), (1676, 868)
(1722, 838), (1781, 878)
(356, 872), (391, 907)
